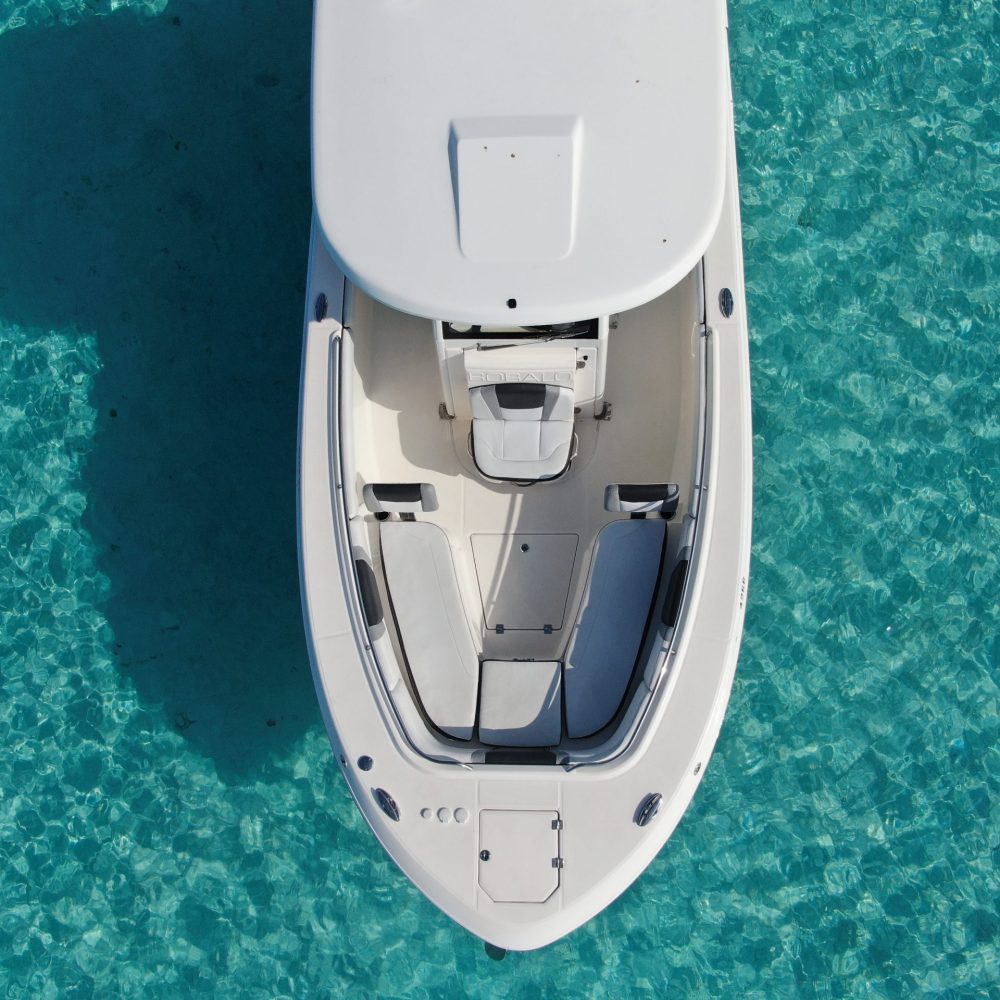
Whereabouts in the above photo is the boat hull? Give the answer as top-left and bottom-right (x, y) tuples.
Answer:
(297, 93), (751, 946)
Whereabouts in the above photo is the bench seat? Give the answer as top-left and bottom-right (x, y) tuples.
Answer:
(479, 660), (562, 747)
(380, 521), (479, 740)
(563, 519), (666, 738)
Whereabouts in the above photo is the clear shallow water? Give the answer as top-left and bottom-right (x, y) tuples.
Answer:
(0, 0), (997, 995)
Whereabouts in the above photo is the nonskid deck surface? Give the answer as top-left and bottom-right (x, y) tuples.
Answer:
(347, 275), (700, 744)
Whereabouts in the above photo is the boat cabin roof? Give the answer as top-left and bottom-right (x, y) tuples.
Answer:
(312, 0), (729, 324)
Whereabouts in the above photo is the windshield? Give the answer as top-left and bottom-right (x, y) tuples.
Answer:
(443, 319), (599, 340)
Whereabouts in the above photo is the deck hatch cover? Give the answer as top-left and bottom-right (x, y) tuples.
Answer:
(472, 533), (578, 630)
(478, 810), (560, 903)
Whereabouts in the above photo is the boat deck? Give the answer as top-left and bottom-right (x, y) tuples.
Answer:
(345, 273), (701, 740)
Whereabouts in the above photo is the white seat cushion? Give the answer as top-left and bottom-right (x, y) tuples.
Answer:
(380, 521), (479, 740)
(563, 519), (666, 738)
(479, 660), (562, 747)
(471, 383), (574, 481)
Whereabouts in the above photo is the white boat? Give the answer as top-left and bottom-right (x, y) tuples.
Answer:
(298, 0), (752, 951)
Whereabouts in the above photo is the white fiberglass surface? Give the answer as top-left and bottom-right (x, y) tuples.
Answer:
(312, 0), (727, 324)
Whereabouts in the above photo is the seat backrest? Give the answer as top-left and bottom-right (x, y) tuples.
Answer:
(604, 483), (680, 514)
(362, 482), (439, 514)
(471, 383), (574, 423)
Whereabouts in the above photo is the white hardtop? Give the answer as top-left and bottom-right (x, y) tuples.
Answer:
(312, 0), (729, 324)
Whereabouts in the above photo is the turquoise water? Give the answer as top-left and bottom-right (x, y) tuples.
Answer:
(0, 0), (997, 995)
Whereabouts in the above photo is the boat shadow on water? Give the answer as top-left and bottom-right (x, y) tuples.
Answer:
(0, 1), (319, 778)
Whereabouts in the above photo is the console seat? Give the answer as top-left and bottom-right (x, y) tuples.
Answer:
(471, 382), (575, 481)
